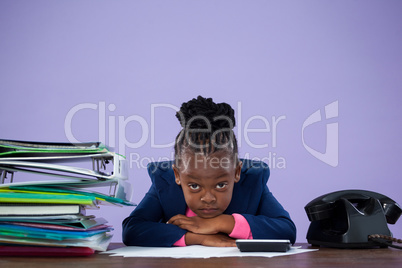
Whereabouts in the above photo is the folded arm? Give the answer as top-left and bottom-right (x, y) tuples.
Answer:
(122, 184), (187, 247)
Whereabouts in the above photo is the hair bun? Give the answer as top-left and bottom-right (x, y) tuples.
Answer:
(176, 96), (236, 131)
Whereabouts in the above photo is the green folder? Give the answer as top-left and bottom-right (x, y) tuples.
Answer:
(9, 186), (135, 206)
(0, 189), (97, 206)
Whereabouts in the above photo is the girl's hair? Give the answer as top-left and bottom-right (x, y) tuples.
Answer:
(174, 96), (239, 167)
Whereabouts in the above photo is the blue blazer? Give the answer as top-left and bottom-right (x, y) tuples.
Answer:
(122, 159), (296, 246)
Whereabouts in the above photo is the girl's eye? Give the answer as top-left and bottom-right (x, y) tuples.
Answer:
(188, 184), (200, 190)
(216, 182), (228, 189)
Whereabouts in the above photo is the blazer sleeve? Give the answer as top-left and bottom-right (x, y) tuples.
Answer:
(242, 185), (297, 244)
(237, 160), (297, 244)
(122, 182), (187, 247)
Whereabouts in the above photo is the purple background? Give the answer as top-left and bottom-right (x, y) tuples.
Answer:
(1, 1), (401, 243)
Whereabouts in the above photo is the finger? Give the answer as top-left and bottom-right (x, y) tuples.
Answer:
(167, 214), (187, 224)
(217, 238), (237, 247)
(168, 217), (193, 227)
(173, 223), (198, 232)
(168, 216), (189, 225)
(227, 240), (237, 247)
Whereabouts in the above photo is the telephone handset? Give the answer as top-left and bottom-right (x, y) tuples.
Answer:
(305, 189), (402, 248)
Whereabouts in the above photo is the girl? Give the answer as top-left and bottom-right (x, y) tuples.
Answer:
(122, 96), (296, 247)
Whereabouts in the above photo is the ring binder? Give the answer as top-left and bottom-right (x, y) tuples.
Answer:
(0, 140), (132, 202)
(0, 170), (14, 184)
(0, 139), (135, 253)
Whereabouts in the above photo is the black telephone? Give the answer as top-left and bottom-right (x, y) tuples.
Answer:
(305, 189), (402, 248)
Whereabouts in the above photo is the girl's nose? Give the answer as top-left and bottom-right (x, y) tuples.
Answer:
(200, 191), (216, 203)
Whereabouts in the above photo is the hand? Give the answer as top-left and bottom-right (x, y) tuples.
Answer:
(185, 232), (237, 247)
(167, 214), (235, 235)
(167, 214), (218, 234)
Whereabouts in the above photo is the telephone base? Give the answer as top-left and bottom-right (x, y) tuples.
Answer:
(307, 239), (388, 249)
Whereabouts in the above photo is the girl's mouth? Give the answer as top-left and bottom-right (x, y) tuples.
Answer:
(200, 208), (218, 214)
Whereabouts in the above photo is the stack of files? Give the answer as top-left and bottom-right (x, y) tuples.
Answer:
(0, 139), (135, 256)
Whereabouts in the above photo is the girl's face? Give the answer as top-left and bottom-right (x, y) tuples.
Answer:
(173, 151), (242, 218)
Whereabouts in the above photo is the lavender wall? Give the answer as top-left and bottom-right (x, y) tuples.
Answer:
(1, 1), (401, 243)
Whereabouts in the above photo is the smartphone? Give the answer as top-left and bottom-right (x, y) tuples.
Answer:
(236, 239), (291, 252)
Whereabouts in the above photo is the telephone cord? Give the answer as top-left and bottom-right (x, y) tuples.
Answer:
(369, 234), (402, 250)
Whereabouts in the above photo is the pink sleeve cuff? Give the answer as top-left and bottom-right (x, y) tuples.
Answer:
(173, 234), (186, 247)
(229, 213), (253, 239)
(173, 213), (252, 246)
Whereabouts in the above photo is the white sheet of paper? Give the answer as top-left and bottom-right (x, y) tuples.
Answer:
(102, 245), (318, 258)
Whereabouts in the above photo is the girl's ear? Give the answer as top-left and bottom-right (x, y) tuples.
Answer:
(234, 161), (243, 183)
(172, 164), (181, 185)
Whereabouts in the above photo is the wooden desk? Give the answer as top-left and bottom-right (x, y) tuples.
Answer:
(1, 243), (401, 268)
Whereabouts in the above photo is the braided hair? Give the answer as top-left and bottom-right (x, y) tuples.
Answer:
(174, 96), (239, 167)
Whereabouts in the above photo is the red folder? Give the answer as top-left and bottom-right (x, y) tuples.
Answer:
(0, 245), (95, 257)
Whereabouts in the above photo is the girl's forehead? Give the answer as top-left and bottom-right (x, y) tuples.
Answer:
(186, 151), (233, 163)
(180, 166), (233, 182)
(178, 151), (237, 173)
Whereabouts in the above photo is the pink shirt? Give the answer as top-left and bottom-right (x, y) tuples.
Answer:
(173, 207), (253, 246)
